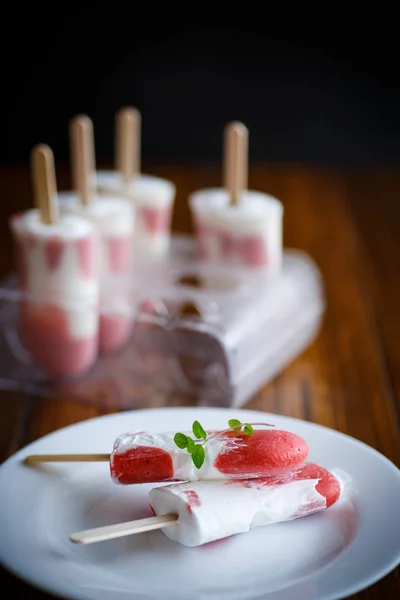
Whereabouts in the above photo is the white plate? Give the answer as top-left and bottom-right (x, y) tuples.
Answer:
(0, 406), (399, 600)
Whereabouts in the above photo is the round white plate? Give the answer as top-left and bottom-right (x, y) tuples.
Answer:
(0, 406), (399, 600)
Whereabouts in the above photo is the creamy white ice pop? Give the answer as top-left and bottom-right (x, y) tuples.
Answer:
(189, 122), (283, 271)
(149, 463), (342, 546)
(59, 115), (135, 354)
(68, 462), (343, 547)
(9, 145), (99, 377)
(96, 108), (175, 259)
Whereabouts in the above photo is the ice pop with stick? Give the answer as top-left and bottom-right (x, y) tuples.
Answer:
(59, 115), (135, 354)
(9, 145), (99, 377)
(24, 421), (309, 483)
(69, 463), (342, 547)
(96, 107), (176, 260)
(189, 122), (283, 271)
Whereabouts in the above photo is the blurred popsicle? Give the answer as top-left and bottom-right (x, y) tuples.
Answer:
(189, 122), (283, 271)
(9, 145), (99, 377)
(59, 115), (135, 354)
(96, 107), (176, 260)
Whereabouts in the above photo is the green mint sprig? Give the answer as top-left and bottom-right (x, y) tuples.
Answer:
(173, 420), (206, 468)
(173, 419), (255, 469)
(228, 419), (254, 435)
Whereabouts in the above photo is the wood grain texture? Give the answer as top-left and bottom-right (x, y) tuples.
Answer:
(0, 391), (27, 459)
(0, 162), (399, 599)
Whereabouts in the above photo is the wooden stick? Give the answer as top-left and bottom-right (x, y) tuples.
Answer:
(70, 114), (96, 205)
(24, 453), (110, 464)
(31, 144), (59, 224)
(223, 121), (249, 206)
(115, 107), (141, 184)
(69, 513), (178, 544)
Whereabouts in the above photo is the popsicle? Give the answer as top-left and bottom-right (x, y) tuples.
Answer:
(111, 427), (309, 483)
(24, 425), (309, 483)
(149, 462), (342, 546)
(69, 463), (342, 547)
(9, 145), (99, 377)
(96, 107), (176, 259)
(189, 122), (283, 271)
(59, 115), (135, 354)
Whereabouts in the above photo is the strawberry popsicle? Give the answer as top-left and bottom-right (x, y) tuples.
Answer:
(149, 463), (342, 546)
(10, 145), (99, 377)
(110, 427), (309, 484)
(96, 108), (175, 259)
(59, 116), (135, 354)
(189, 122), (283, 271)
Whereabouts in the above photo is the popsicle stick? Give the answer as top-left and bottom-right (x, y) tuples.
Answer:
(70, 513), (178, 545)
(115, 107), (141, 184)
(70, 114), (96, 205)
(223, 121), (249, 206)
(24, 453), (110, 464)
(31, 144), (59, 224)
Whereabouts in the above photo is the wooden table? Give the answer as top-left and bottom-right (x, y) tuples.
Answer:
(0, 163), (399, 599)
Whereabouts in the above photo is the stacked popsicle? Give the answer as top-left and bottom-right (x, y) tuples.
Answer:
(24, 421), (344, 547)
(9, 108), (179, 376)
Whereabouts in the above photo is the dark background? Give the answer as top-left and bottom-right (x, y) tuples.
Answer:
(2, 15), (400, 167)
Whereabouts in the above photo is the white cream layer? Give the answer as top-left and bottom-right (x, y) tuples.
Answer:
(149, 477), (326, 546)
(189, 189), (283, 233)
(58, 192), (135, 237)
(96, 171), (175, 208)
(11, 208), (94, 239)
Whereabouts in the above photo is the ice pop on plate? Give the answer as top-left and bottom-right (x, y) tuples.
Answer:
(110, 426), (309, 483)
(69, 463), (342, 547)
(24, 422), (309, 484)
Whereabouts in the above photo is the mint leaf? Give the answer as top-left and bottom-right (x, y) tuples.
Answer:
(191, 445), (205, 469)
(228, 418), (242, 431)
(244, 423), (254, 435)
(186, 438), (195, 453)
(192, 420), (207, 440)
(174, 433), (188, 449)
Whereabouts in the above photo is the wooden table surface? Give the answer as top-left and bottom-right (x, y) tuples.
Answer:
(0, 162), (399, 599)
